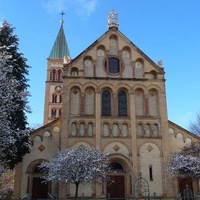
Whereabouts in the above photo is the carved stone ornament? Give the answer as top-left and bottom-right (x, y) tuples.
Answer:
(113, 144), (120, 152)
(38, 145), (45, 152)
(146, 145), (153, 152)
(63, 56), (71, 64)
(108, 10), (119, 28)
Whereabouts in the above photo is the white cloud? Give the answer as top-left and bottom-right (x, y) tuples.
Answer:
(43, 0), (98, 17)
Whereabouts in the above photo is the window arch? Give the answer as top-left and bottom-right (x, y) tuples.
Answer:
(50, 69), (56, 81)
(87, 123), (93, 137)
(153, 124), (159, 137)
(137, 124), (143, 136)
(52, 94), (57, 103)
(71, 122), (77, 136)
(57, 69), (62, 82)
(70, 87), (81, 115)
(122, 47), (131, 58)
(148, 89), (158, 116)
(85, 88), (95, 115)
(71, 67), (79, 76)
(79, 123), (85, 136)
(121, 123), (128, 137)
(145, 124), (151, 137)
(118, 91), (127, 116)
(51, 108), (56, 118)
(97, 45), (105, 56)
(135, 89), (144, 116)
(134, 59), (144, 78)
(105, 57), (120, 74)
(102, 90), (111, 116)
(112, 123), (119, 137)
(103, 123), (110, 137)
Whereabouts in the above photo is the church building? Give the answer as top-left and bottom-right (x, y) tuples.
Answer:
(14, 11), (200, 199)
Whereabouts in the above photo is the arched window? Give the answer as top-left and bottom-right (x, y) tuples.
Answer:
(137, 124), (143, 136)
(50, 69), (56, 81)
(59, 95), (62, 103)
(58, 109), (62, 117)
(79, 123), (85, 136)
(57, 69), (62, 82)
(153, 124), (159, 137)
(134, 59), (144, 78)
(118, 91), (127, 116)
(85, 88), (95, 115)
(148, 89), (158, 116)
(70, 88), (80, 115)
(102, 90), (111, 116)
(71, 68), (78, 76)
(121, 124), (128, 137)
(145, 124), (151, 137)
(103, 123), (110, 137)
(51, 109), (56, 118)
(87, 123), (93, 137)
(52, 94), (57, 103)
(112, 124), (119, 137)
(105, 57), (120, 73)
(135, 89), (144, 116)
(71, 122), (77, 136)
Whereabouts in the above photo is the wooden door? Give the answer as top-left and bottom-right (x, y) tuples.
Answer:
(179, 178), (193, 196)
(107, 175), (125, 199)
(32, 177), (48, 199)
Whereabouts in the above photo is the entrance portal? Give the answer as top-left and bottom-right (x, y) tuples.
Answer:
(107, 175), (125, 199)
(107, 162), (125, 199)
(32, 177), (48, 199)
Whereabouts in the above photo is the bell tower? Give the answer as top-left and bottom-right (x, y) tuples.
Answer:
(43, 13), (70, 124)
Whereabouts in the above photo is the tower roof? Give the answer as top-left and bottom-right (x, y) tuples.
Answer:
(49, 22), (70, 59)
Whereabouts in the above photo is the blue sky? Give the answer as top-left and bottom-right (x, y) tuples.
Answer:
(0, 0), (200, 129)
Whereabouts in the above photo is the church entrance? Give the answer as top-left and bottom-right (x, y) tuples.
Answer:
(107, 175), (125, 199)
(32, 177), (48, 199)
(178, 178), (193, 197)
(107, 162), (125, 199)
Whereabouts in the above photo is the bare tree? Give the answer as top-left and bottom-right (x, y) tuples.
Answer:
(39, 146), (111, 198)
(189, 112), (200, 136)
(167, 142), (200, 178)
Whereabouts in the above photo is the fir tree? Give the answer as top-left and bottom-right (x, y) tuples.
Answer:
(0, 21), (31, 169)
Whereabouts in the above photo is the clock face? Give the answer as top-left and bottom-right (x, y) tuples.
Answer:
(55, 85), (62, 92)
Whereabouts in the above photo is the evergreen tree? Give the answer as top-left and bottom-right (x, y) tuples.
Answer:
(0, 21), (31, 169)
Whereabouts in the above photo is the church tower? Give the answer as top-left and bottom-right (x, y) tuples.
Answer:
(43, 17), (70, 124)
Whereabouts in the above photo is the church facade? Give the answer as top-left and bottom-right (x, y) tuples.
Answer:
(14, 11), (200, 199)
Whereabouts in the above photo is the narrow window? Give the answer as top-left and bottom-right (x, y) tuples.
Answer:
(149, 165), (153, 181)
(118, 91), (127, 116)
(57, 69), (62, 82)
(102, 90), (111, 116)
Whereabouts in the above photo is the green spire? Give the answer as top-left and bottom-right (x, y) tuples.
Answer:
(49, 22), (70, 59)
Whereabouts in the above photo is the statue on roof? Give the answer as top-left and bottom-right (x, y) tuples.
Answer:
(108, 10), (119, 28)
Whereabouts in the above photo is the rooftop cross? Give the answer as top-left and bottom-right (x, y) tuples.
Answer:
(60, 11), (65, 25)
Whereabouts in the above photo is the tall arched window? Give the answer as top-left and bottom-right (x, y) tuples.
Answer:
(134, 59), (144, 78)
(118, 91), (127, 116)
(102, 90), (111, 116)
(50, 69), (56, 81)
(57, 69), (62, 82)
(85, 88), (95, 115)
(135, 89), (144, 116)
(70, 88), (80, 115)
(52, 94), (57, 103)
(148, 89), (158, 116)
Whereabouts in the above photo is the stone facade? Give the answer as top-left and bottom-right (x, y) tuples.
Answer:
(14, 17), (200, 199)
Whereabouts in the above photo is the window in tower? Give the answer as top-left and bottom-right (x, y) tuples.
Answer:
(51, 109), (56, 118)
(58, 109), (62, 117)
(52, 94), (57, 103)
(57, 69), (62, 82)
(50, 69), (56, 81)
(118, 91), (127, 116)
(102, 90), (111, 116)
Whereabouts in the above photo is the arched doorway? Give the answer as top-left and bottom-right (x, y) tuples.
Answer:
(107, 162), (125, 199)
(28, 162), (50, 199)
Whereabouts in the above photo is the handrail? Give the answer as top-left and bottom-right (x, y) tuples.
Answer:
(20, 193), (30, 199)
(48, 192), (54, 199)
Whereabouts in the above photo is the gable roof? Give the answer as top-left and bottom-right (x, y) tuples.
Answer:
(66, 26), (164, 74)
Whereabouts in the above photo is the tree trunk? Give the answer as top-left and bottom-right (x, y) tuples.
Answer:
(75, 182), (79, 198)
